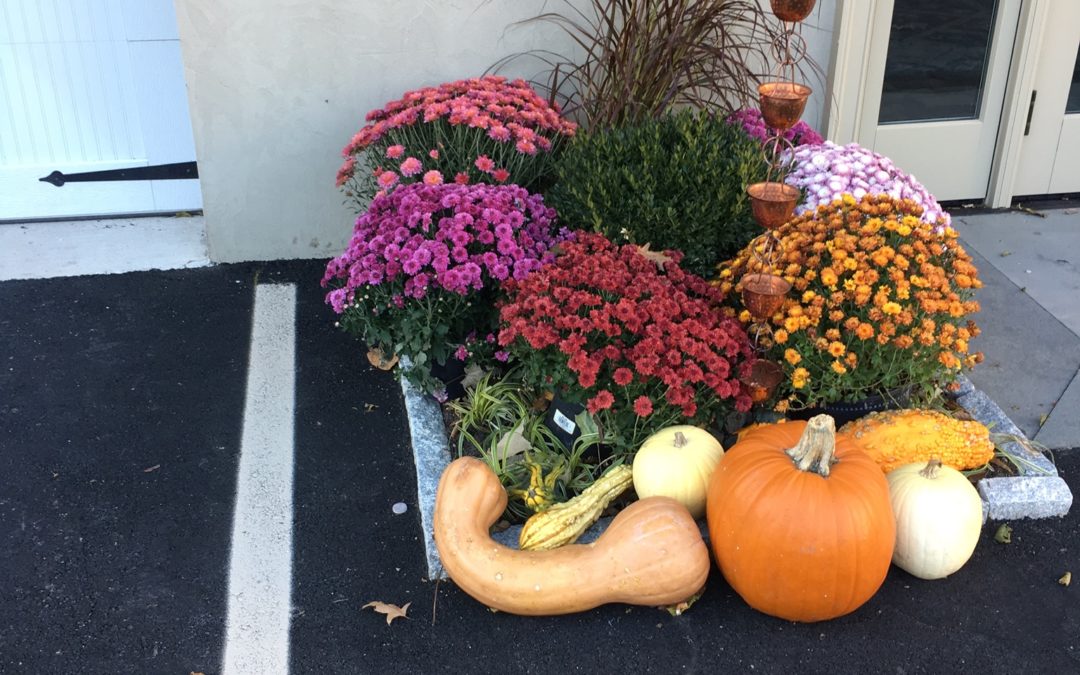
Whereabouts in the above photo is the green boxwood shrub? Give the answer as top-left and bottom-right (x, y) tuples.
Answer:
(546, 110), (767, 276)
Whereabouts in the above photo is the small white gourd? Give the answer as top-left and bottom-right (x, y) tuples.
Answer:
(887, 459), (984, 579)
(633, 425), (724, 519)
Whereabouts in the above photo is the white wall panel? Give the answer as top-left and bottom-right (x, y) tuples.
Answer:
(0, 0), (200, 220)
(129, 39), (201, 210)
(121, 0), (181, 40)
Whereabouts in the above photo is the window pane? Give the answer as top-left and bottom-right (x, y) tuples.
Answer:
(878, 0), (999, 124)
(1067, 44), (1080, 114)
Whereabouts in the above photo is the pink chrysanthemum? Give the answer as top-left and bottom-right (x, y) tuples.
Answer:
(335, 157), (356, 188)
(423, 170), (444, 186)
(377, 171), (399, 189)
(488, 125), (512, 142)
(335, 76), (577, 195)
(474, 155), (495, 174)
(400, 157), (423, 177)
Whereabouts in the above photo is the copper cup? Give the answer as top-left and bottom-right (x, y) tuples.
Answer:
(758, 81), (812, 130)
(746, 181), (800, 230)
(741, 272), (791, 321)
(741, 359), (786, 403)
(769, 0), (817, 22)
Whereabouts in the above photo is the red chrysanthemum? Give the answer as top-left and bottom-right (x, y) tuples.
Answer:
(586, 389), (615, 414)
(497, 232), (754, 455)
(633, 395), (654, 417)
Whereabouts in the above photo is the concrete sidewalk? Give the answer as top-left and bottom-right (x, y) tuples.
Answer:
(956, 204), (1080, 449)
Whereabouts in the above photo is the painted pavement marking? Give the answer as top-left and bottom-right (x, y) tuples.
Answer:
(223, 283), (297, 675)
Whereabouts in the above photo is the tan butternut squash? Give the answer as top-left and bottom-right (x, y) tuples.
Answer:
(433, 456), (710, 615)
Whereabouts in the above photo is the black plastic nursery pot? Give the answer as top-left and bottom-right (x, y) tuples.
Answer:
(787, 386), (912, 427)
(430, 358), (468, 400)
(543, 394), (585, 449)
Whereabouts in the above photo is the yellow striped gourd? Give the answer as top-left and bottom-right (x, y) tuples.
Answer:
(518, 464), (633, 551)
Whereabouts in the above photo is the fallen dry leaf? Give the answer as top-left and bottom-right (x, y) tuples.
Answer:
(363, 600), (411, 625)
(366, 348), (399, 371)
(460, 363), (485, 390)
(635, 243), (673, 271)
(143, 464), (160, 473)
(994, 523), (1012, 544)
(1059, 571), (1072, 587)
(663, 589), (703, 616)
(494, 427), (531, 460)
(364, 403), (379, 413)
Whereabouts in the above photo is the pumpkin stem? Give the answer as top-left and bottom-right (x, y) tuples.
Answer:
(920, 458), (943, 479)
(786, 414), (839, 477)
(673, 431), (688, 448)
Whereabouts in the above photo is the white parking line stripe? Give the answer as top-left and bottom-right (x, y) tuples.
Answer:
(223, 284), (297, 675)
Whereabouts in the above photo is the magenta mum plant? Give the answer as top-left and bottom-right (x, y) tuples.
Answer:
(336, 76), (577, 209)
(727, 107), (824, 147)
(323, 182), (568, 395)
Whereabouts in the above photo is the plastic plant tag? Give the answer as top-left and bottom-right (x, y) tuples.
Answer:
(543, 395), (585, 449)
(552, 408), (576, 434)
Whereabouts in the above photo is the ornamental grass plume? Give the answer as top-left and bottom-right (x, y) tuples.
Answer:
(336, 76), (576, 210)
(496, 0), (785, 131)
(323, 182), (568, 395)
(784, 142), (952, 229)
(716, 194), (983, 411)
(499, 233), (755, 456)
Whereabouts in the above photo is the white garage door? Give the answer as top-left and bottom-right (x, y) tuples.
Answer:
(0, 0), (201, 221)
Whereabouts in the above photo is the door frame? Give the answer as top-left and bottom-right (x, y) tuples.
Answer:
(825, 0), (1049, 207)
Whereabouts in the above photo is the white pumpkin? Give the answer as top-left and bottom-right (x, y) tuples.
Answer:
(632, 425), (724, 519)
(887, 459), (984, 579)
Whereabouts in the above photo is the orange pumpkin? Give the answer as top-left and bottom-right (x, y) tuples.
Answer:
(706, 415), (895, 622)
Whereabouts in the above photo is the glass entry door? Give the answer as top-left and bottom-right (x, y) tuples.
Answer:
(1014, 3), (1080, 196)
(857, 0), (1022, 201)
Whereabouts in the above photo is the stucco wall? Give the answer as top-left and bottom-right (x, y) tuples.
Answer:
(175, 0), (835, 263)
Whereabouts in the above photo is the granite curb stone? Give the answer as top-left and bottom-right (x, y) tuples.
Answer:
(399, 358), (452, 581)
